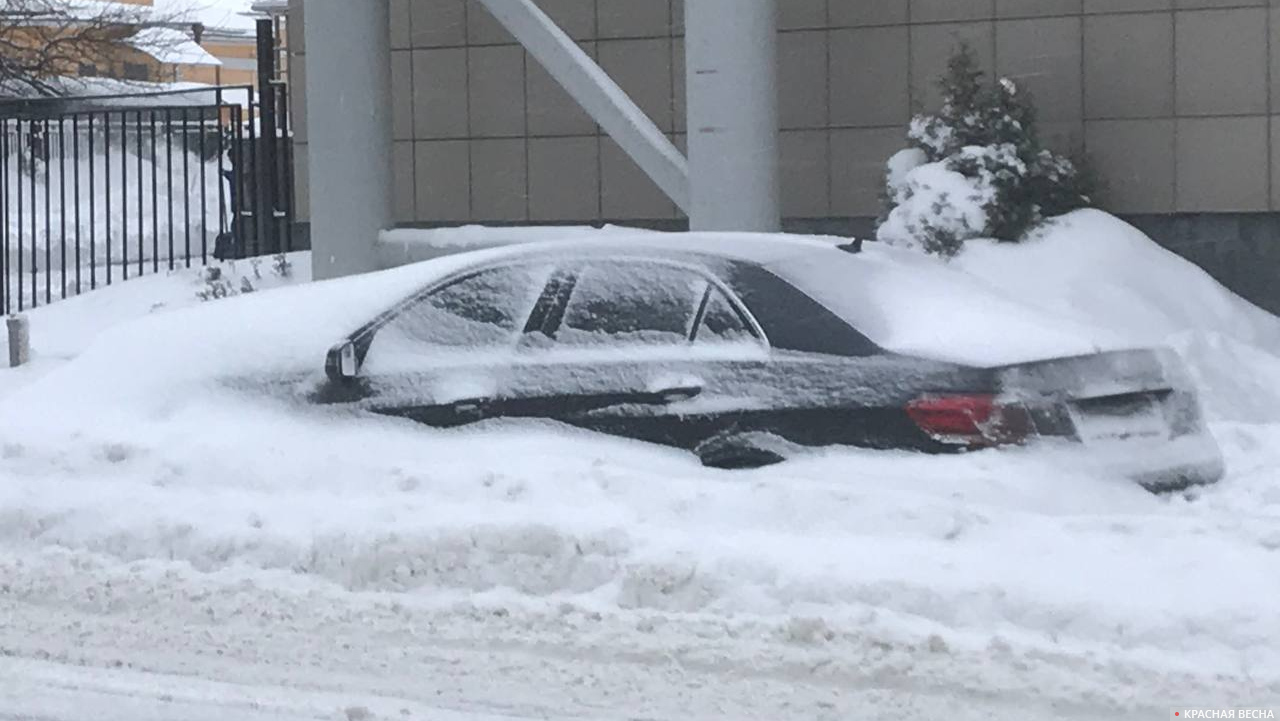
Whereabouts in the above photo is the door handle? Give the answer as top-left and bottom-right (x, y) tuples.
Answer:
(646, 374), (705, 404)
(450, 398), (489, 418)
(655, 385), (702, 403)
(647, 382), (704, 404)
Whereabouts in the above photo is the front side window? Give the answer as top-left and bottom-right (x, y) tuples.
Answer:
(555, 261), (709, 347)
(363, 264), (550, 371)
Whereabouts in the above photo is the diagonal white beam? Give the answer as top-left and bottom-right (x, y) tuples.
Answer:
(472, 0), (690, 214)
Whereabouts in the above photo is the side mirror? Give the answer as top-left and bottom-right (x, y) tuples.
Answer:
(325, 340), (359, 381)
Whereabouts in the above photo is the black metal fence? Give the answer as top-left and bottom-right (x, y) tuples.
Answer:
(0, 82), (294, 315)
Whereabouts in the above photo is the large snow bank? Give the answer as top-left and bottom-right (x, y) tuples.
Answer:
(957, 210), (1280, 353)
(953, 210), (1280, 422)
(0, 253), (307, 402)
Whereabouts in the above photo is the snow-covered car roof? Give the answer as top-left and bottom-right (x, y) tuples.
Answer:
(364, 231), (1131, 367)
(402, 230), (841, 269)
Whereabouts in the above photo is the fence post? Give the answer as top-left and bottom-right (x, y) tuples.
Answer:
(256, 18), (280, 255)
(7, 314), (29, 368)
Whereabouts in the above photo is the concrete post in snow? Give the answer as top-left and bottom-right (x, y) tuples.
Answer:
(684, 0), (781, 233)
(7, 315), (30, 368)
(303, 0), (393, 280)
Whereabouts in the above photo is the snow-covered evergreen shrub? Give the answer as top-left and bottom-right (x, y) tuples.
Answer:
(878, 44), (1095, 258)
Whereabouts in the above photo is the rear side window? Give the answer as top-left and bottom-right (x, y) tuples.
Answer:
(364, 264), (550, 369)
(554, 261), (710, 346)
(723, 262), (880, 357)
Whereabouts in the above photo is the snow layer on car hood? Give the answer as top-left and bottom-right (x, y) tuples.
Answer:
(0, 249), (501, 422)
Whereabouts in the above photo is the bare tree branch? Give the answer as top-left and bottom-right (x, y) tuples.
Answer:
(0, 0), (201, 98)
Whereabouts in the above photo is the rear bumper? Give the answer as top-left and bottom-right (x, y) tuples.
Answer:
(1130, 456), (1226, 492)
(1026, 430), (1226, 492)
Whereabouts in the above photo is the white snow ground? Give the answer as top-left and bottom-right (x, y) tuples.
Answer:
(2, 216), (1280, 720)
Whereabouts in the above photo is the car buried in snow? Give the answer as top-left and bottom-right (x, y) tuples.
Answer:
(312, 233), (1225, 491)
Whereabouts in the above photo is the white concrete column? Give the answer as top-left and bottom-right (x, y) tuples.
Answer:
(684, 0), (780, 232)
(304, 0), (393, 280)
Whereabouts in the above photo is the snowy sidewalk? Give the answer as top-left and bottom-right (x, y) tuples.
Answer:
(0, 545), (1179, 721)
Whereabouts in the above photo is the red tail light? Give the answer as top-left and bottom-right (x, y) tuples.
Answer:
(906, 394), (1032, 448)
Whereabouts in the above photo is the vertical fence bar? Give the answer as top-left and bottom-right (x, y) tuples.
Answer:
(182, 107), (191, 268)
(150, 111), (158, 274)
(247, 86), (260, 257)
(136, 109), (144, 277)
(278, 84), (294, 254)
(90, 114), (98, 290)
(232, 105), (246, 259)
(216, 93), (227, 258)
(165, 108), (174, 271)
(16, 120), (24, 312)
(257, 19), (279, 256)
(29, 119), (38, 310)
(58, 117), (66, 300)
(1, 120), (8, 315)
(121, 111), (128, 281)
(43, 118), (51, 305)
(199, 110), (208, 265)
(73, 114), (81, 295)
(56, 117), (64, 299)
(106, 112), (114, 285)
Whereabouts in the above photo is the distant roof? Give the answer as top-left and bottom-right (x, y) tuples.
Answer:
(152, 0), (261, 34)
(128, 26), (223, 66)
(3, 1), (265, 38)
(250, 0), (286, 13)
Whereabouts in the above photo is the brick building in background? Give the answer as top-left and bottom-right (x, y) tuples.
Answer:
(52, 0), (276, 87)
(288, 0), (1280, 312)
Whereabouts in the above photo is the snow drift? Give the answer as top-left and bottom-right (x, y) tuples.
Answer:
(954, 210), (1280, 422)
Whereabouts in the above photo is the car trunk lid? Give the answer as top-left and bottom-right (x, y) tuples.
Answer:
(996, 348), (1202, 439)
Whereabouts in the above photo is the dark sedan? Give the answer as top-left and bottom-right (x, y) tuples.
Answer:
(313, 234), (1225, 490)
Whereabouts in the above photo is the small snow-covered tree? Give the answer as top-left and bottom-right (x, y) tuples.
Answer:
(878, 44), (1095, 257)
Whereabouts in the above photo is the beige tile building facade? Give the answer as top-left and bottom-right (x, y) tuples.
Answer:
(289, 0), (1280, 306)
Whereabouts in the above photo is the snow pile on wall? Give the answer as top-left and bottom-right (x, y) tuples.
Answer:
(951, 209), (1280, 422)
(956, 210), (1280, 353)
